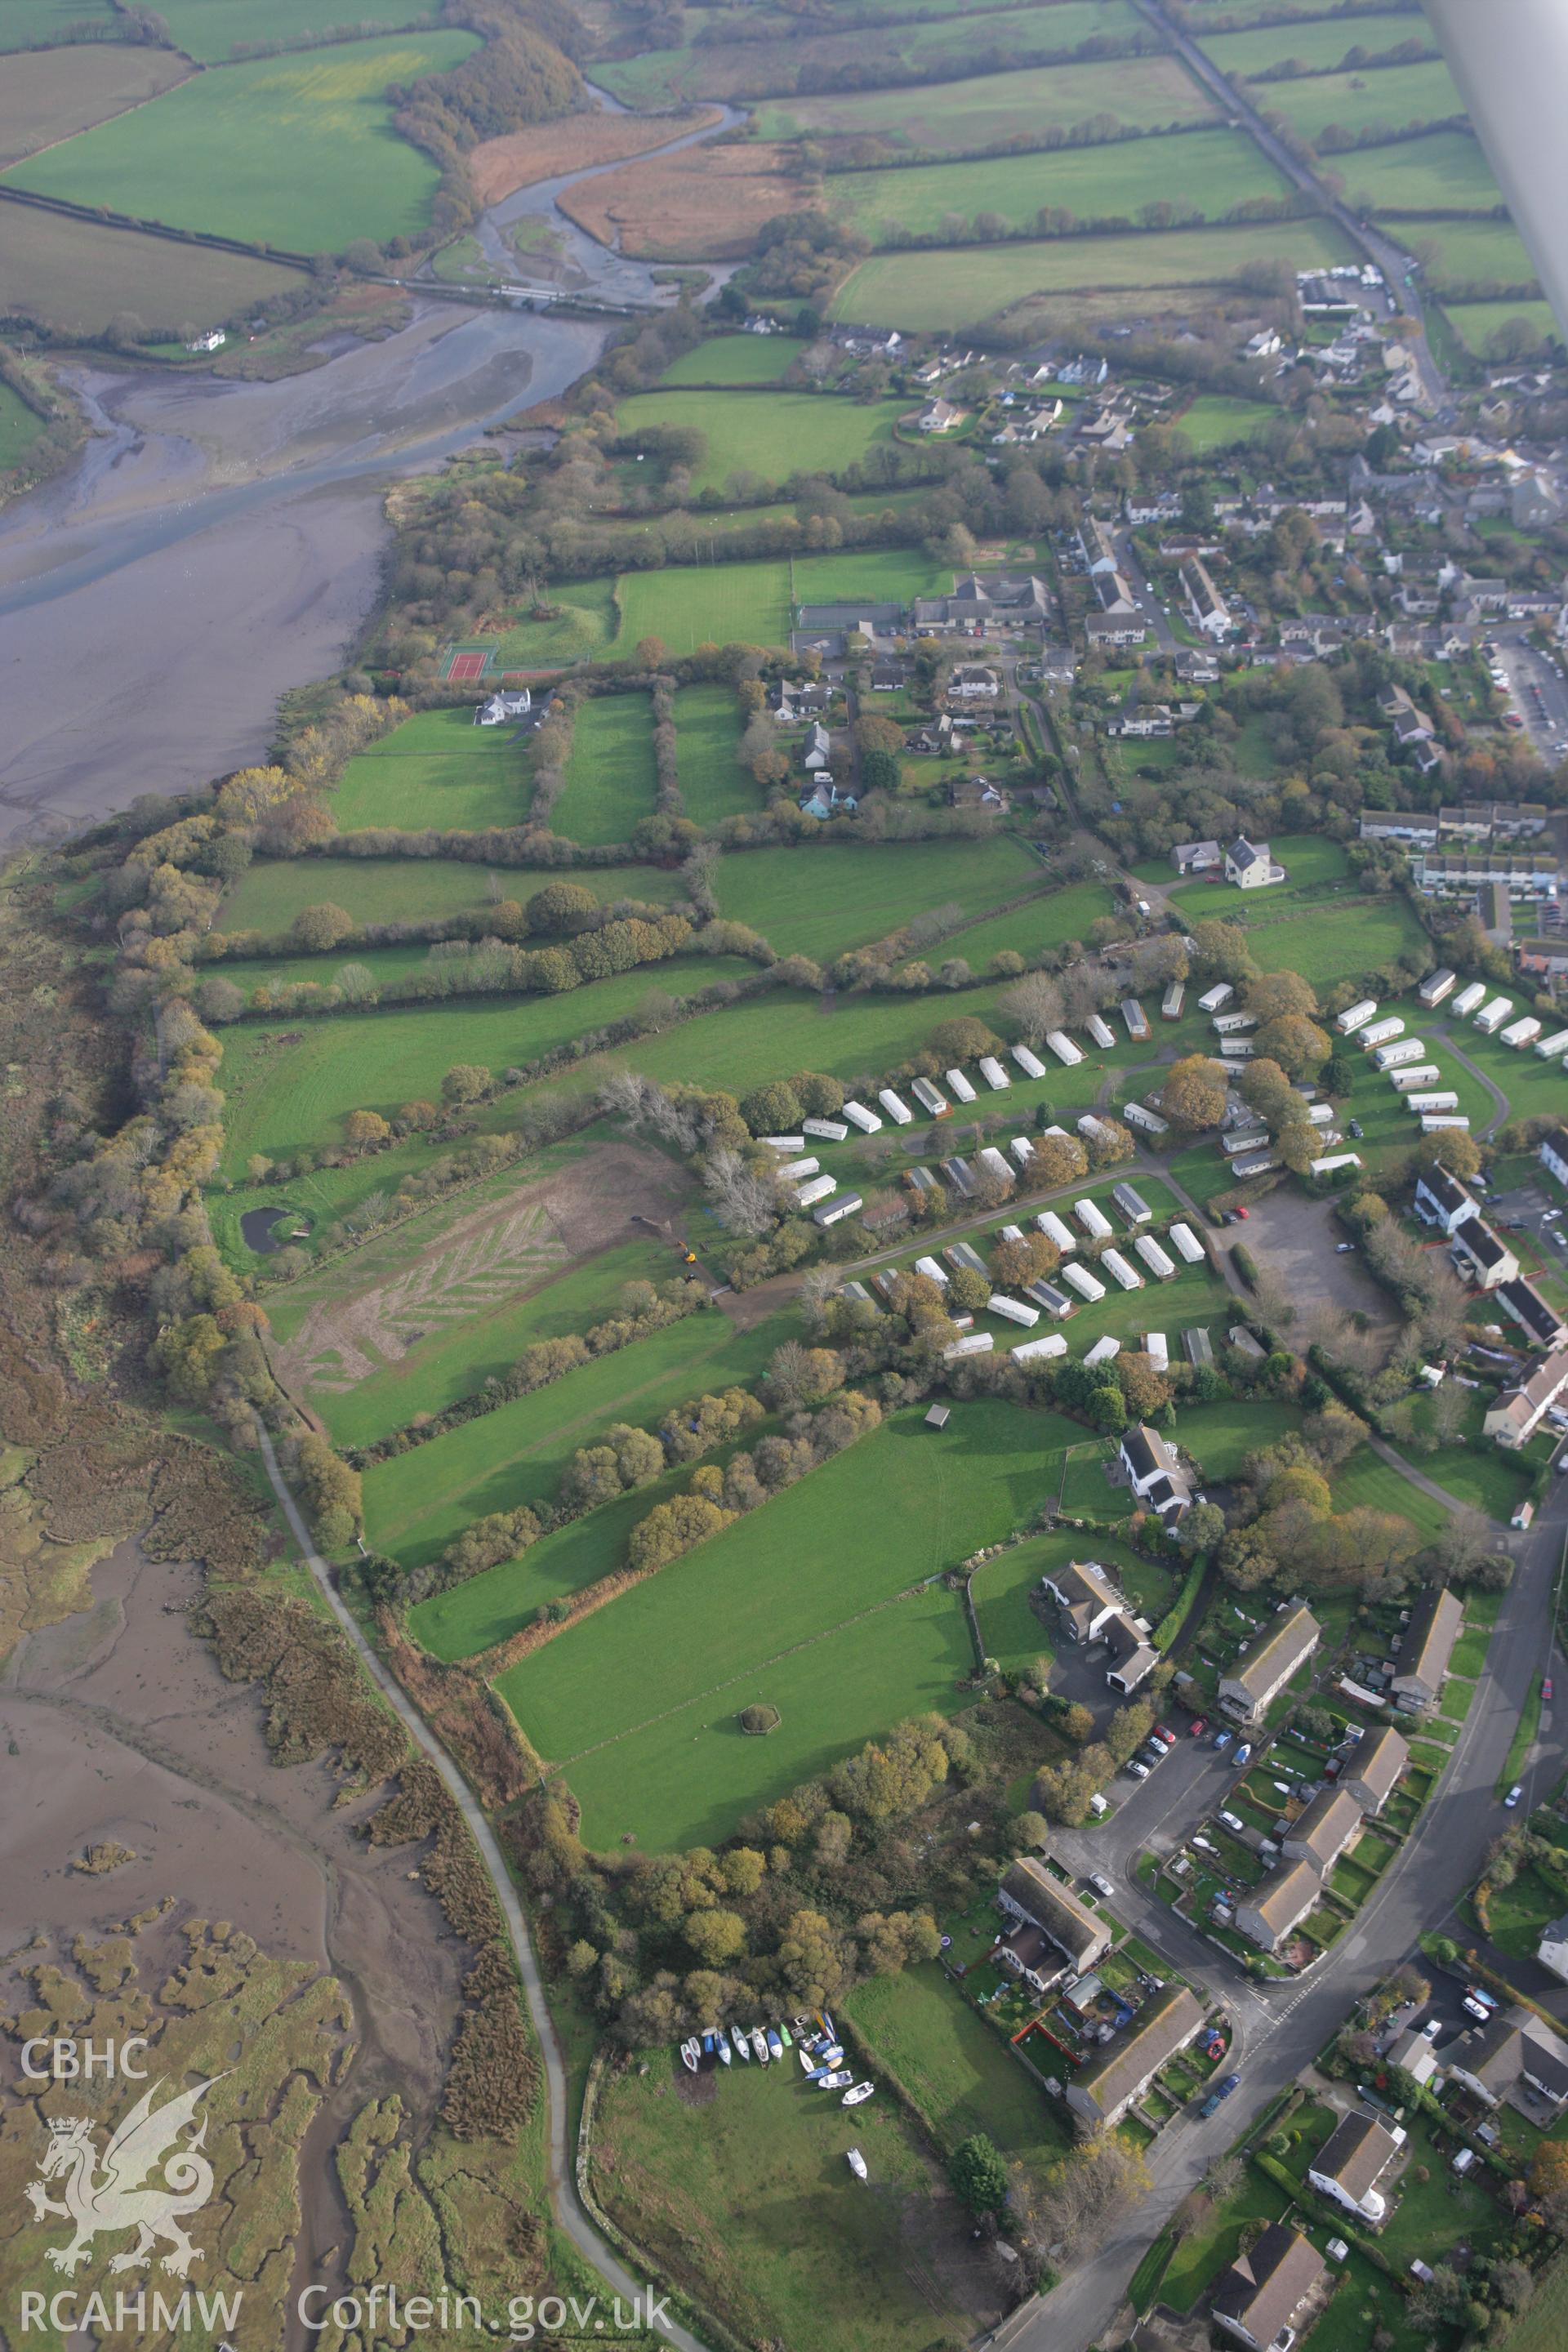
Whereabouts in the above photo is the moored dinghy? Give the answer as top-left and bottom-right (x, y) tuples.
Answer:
(751, 2027), (769, 2064)
(679, 2039), (699, 2072)
(816, 2069), (853, 2090)
(732, 2025), (751, 2061)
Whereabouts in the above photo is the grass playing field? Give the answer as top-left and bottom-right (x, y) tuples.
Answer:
(673, 684), (756, 826)
(827, 127), (1286, 245)
(1333, 129), (1503, 216)
(830, 217), (1356, 331)
(216, 855), (684, 938)
(751, 53), (1215, 151)
(1176, 394), (1284, 451)
(659, 332), (806, 384)
(4, 33), (478, 250)
(1194, 11), (1436, 78)
(553, 691), (659, 846)
(499, 1398), (1078, 1847)
(154, 0), (433, 61)
(617, 389), (906, 497)
(331, 706), (532, 832)
(1248, 56), (1464, 147)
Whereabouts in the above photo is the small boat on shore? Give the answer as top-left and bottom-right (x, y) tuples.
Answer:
(751, 2028), (769, 2065)
(846, 2149), (868, 2181)
(842, 2082), (875, 2107)
(733, 2026), (751, 2062)
(679, 2039), (699, 2073)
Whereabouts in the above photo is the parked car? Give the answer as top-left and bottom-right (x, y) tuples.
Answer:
(1348, 1120), (1363, 1140)
(1335, 1242), (1356, 1254)
(1213, 1729), (1233, 1750)
(1219, 1810), (1246, 1834)
(1089, 1873), (1115, 1900)
(1198, 2089), (1225, 2118)
(1234, 1206), (1250, 1220)
(1153, 1725), (1177, 1748)
(1189, 1716), (1209, 1738)
(1234, 1743), (1252, 1766)
(1463, 1994), (1491, 2022)
(1545, 1677), (1554, 1702)
(1129, 1760), (1151, 1780)
(1505, 1783), (1524, 1808)
(1469, 1985), (1499, 2012)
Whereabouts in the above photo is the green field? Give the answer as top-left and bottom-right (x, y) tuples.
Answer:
(614, 562), (791, 657)
(674, 684), (756, 826)
(1444, 298), (1562, 356)
(1330, 1449), (1448, 1545)
(332, 706), (532, 833)
(210, 942), (456, 1004)
(931, 880), (1118, 973)
(371, 1306), (784, 1573)
(1196, 12), (1437, 77)
(828, 127), (1286, 244)
(499, 1399), (1074, 1846)
(753, 52), (1215, 150)
(973, 1530), (1166, 1677)
(216, 855), (682, 936)
(215, 957), (751, 1169)
(592, 2039), (976, 2352)
(5, 33), (477, 250)
(714, 835), (1040, 961)
(1334, 129), (1503, 216)
(154, 0), (432, 61)
(0, 381), (47, 470)
(1406, 214), (1539, 292)
(617, 389), (906, 496)
(1250, 56), (1464, 146)
(553, 692), (659, 847)
(1177, 394), (1283, 451)
(490, 577), (621, 668)
(659, 332), (806, 384)
(847, 1964), (1071, 2166)
(830, 217), (1356, 330)
(0, 0), (117, 44)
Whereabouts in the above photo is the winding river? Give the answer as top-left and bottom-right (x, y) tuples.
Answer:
(0, 91), (738, 845)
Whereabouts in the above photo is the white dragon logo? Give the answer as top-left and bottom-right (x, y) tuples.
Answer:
(24, 2075), (224, 2279)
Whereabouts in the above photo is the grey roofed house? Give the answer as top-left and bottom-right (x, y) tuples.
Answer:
(1390, 1587), (1463, 1708)
(911, 570), (1053, 630)
(1211, 2224), (1326, 2352)
(1235, 1859), (1320, 1952)
(1539, 1915), (1568, 1985)
(1486, 1345), (1568, 1449)
(1174, 839), (1223, 873)
(1041, 1558), (1123, 1642)
(997, 1856), (1112, 1973)
(1281, 1786), (1364, 1875)
(803, 720), (831, 768)
(795, 601), (906, 635)
(1450, 1217), (1518, 1288)
(1341, 1724), (1409, 1815)
(996, 1919), (1059, 1994)
(1218, 1605), (1321, 1725)
(1063, 1984), (1204, 2130)
(1446, 2013), (1568, 2108)
(1497, 1276), (1567, 1351)
(1094, 569), (1140, 616)
(1103, 1611), (1159, 1693)
(1385, 2024), (1439, 2085)
(1307, 2110), (1403, 2223)
(1414, 1162), (1476, 1232)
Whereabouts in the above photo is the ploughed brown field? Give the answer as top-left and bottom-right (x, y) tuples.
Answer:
(468, 103), (724, 206)
(559, 141), (811, 260)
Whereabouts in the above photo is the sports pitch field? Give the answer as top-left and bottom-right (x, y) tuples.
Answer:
(827, 127), (1286, 244)
(553, 691), (659, 845)
(332, 707), (532, 833)
(830, 218), (1356, 331)
(5, 33), (478, 250)
(497, 1398), (1077, 1848)
(617, 390), (906, 497)
(753, 53), (1215, 151)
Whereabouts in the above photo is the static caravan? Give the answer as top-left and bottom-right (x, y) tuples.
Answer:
(989, 1293), (1041, 1328)
(1063, 1263), (1107, 1303)
(1009, 1137), (1036, 1169)
(1309, 1152), (1361, 1179)
(1143, 1332), (1169, 1371)
(1213, 1012), (1256, 1036)
(1535, 1028), (1568, 1062)
(1390, 1064), (1441, 1092)
(1232, 1151), (1279, 1178)
(1112, 1183), (1153, 1226)
(1086, 1013), (1116, 1049)
(842, 1100), (882, 1134)
(1183, 1326), (1214, 1367)
(1013, 1334), (1067, 1363)
(776, 1156), (820, 1180)
(1075, 1198), (1114, 1240)
(1405, 1092), (1460, 1114)
(943, 1333), (994, 1361)
(1077, 1112), (1115, 1144)
(941, 1156), (975, 1196)
(1419, 968), (1456, 1008)
(878, 1088), (914, 1125)
(1474, 997), (1512, 1035)
(978, 1146), (1015, 1187)
(947, 1241), (988, 1276)
(978, 1056), (1011, 1091)
(1222, 1128), (1268, 1156)
(1162, 978), (1186, 1020)
(1220, 1039), (1256, 1060)
(945, 1067), (978, 1103)
(1125, 1102), (1169, 1136)
(1169, 1221), (1205, 1265)
(1134, 1233), (1176, 1280)
(1026, 1281), (1073, 1318)
(1359, 1016), (1405, 1051)
(1101, 1250), (1143, 1291)
(1011, 1043), (1048, 1080)
(911, 1077), (948, 1117)
(906, 1165), (937, 1195)
(1307, 1102), (1336, 1128)
(1451, 980), (1487, 1018)
(795, 1174), (836, 1208)
(803, 1117), (849, 1142)
(762, 1134), (805, 1152)
(1083, 1334), (1120, 1367)
(1374, 1036), (1427, 1071)
(1037, 1210), (1078, 1254)
(1335, 999), (1379, 1036)
(1121, 1000), (1152, 1042)
(1045, 1031), (1085, 1067)
(1421, 1114), (1471, 1133)
(1198, 983), (1234, 1014)
(914, 1256), (949, 1288)
(813, 1193), (862, 1228)
(1502, 1017), (1543, 1050)
(842, 1281), (872, 1303)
